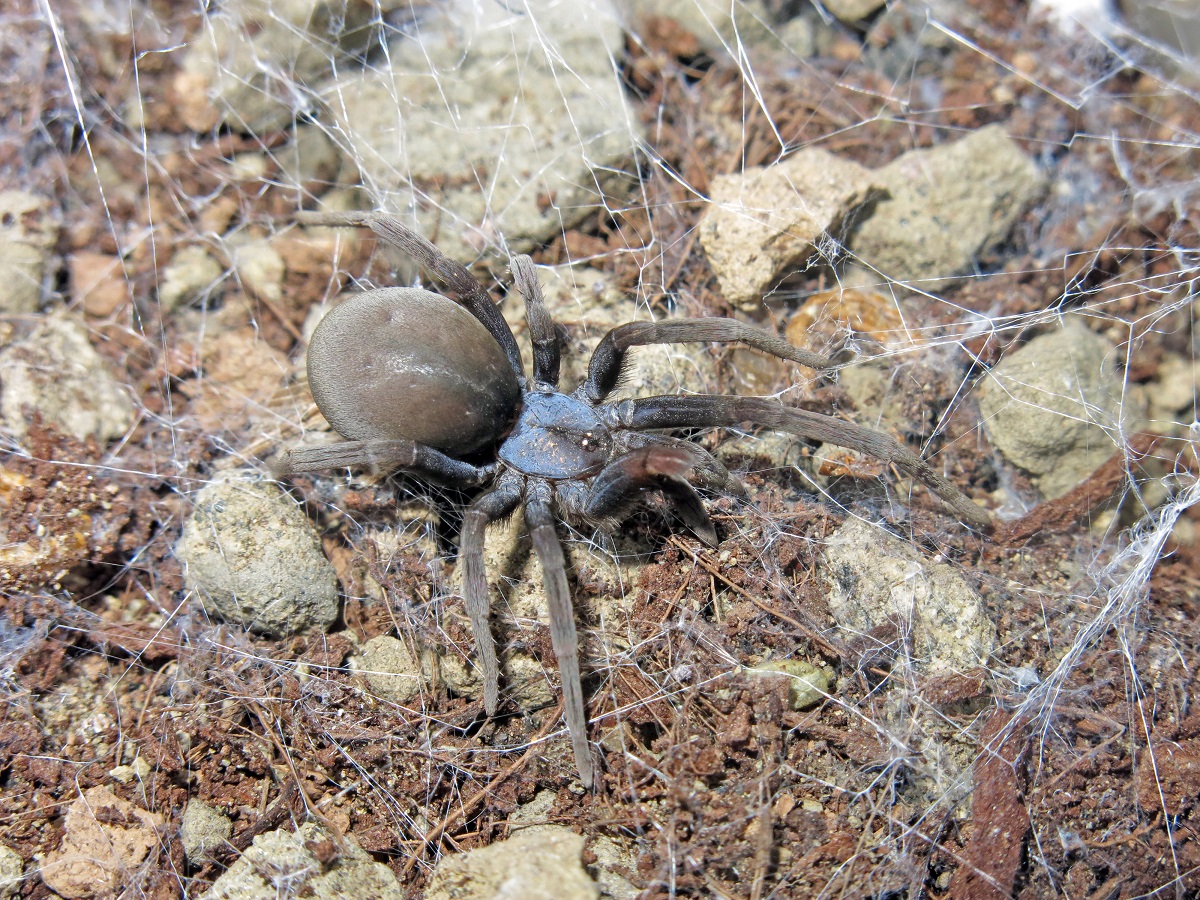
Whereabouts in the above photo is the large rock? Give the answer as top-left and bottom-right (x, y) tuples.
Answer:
(172, 0), (408, 133)
(976, 320), (1141, 499)
(699, 148), (884, 309)
(425, 825), (599, 900)
(177, 471), (339, 636)
(322, 0), (641, 263)
(849, 125), (1045, 284)
(202, 823), (402, 900)
(821, 518), (995, 673)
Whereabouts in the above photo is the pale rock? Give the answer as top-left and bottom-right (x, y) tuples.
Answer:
(325, 0), (641, 263)
(821, 517), (995, 672)
(424, 825), (599, 900)
(353, 634), (428, 705)
(174, 0), (408, 134)
(976, 320), (1140, 499)
(158, 245), (225, 313)
(180, 800), (233, 864)
(849, 125), (1046, 285)
(747, 659), (834, 710)
(40, 786), (164, 899)
(176, 471), (339, 636)
(202, 823), (402, 900)
(0, 313), (135, 447)
(0, 190), (57, 314)
(230, 236), (285, 305)
(0, 844), (21, 900)
(823, 0), (887, 24)
(699, 148), (884, 309)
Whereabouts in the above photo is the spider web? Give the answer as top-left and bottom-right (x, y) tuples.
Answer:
(2, 0), (1199, 897)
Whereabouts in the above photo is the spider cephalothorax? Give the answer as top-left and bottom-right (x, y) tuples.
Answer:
(282, 210), (992, 787)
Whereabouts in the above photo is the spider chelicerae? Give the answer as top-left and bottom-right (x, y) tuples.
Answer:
(281, 210), (992, 787)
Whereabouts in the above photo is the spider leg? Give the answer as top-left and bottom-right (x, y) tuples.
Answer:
(616, 432), (749, 500)
(526, 480), (596, 788)
(510, 255), (560, 389)
(579, 318), (842, 404)
(460, 473), (524, 717)
(584, 446), (718, 547)
(610, 395), (992, 528)
(295, 210), (524, 379)
(278, 438), (494, 487)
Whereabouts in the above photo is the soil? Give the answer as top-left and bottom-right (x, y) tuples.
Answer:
(2, 1), (1199, 898)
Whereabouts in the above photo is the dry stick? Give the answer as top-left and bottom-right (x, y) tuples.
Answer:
(749, 779), (774, 900)
(400, 700), (565, 879)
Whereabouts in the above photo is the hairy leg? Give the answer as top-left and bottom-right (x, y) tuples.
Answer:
(278, 438), (494, 487)
(459, 473), (524, 716)
(579, 318), (843, 404)
(616, 431), (749, 500)
(526, 480), (596, 788)
(608, 395), (992, 528)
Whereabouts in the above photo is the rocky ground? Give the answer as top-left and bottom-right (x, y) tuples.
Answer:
(1, 0), (1198, 898)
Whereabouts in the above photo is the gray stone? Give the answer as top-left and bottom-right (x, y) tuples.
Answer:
(181, 800), (233, 864)
(202, 823), (402, 900)
(0, 191), (58, 314)
(158, 245), (224, 313)
(850, 125), (1046, 285)
(976, 320), (1139, 499)
(0, 844), (22, 900)
(173, 0), (408, 134)
(821, 518), (994, 673)
(823, 0), (887, 23)
(589, 835), (640, 900)
(747, 659), (834, 710)
(425, 825), (599, 900)
(176, 471), (339, 636)
(353, 634), (426, 705)
(324, 0), (641, 263)
(275, 124), (345, 188)
(0, 313), (135, 447)
(699, 148), (884, 308)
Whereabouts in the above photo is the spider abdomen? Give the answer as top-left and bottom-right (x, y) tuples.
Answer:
(306, 287), (522, 456)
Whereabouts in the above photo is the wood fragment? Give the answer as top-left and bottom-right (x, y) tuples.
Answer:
(994, 432), (1162, 545)
(947, 709), (1030, 900)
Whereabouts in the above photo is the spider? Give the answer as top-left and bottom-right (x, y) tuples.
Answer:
(281, 210), (992, 788)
